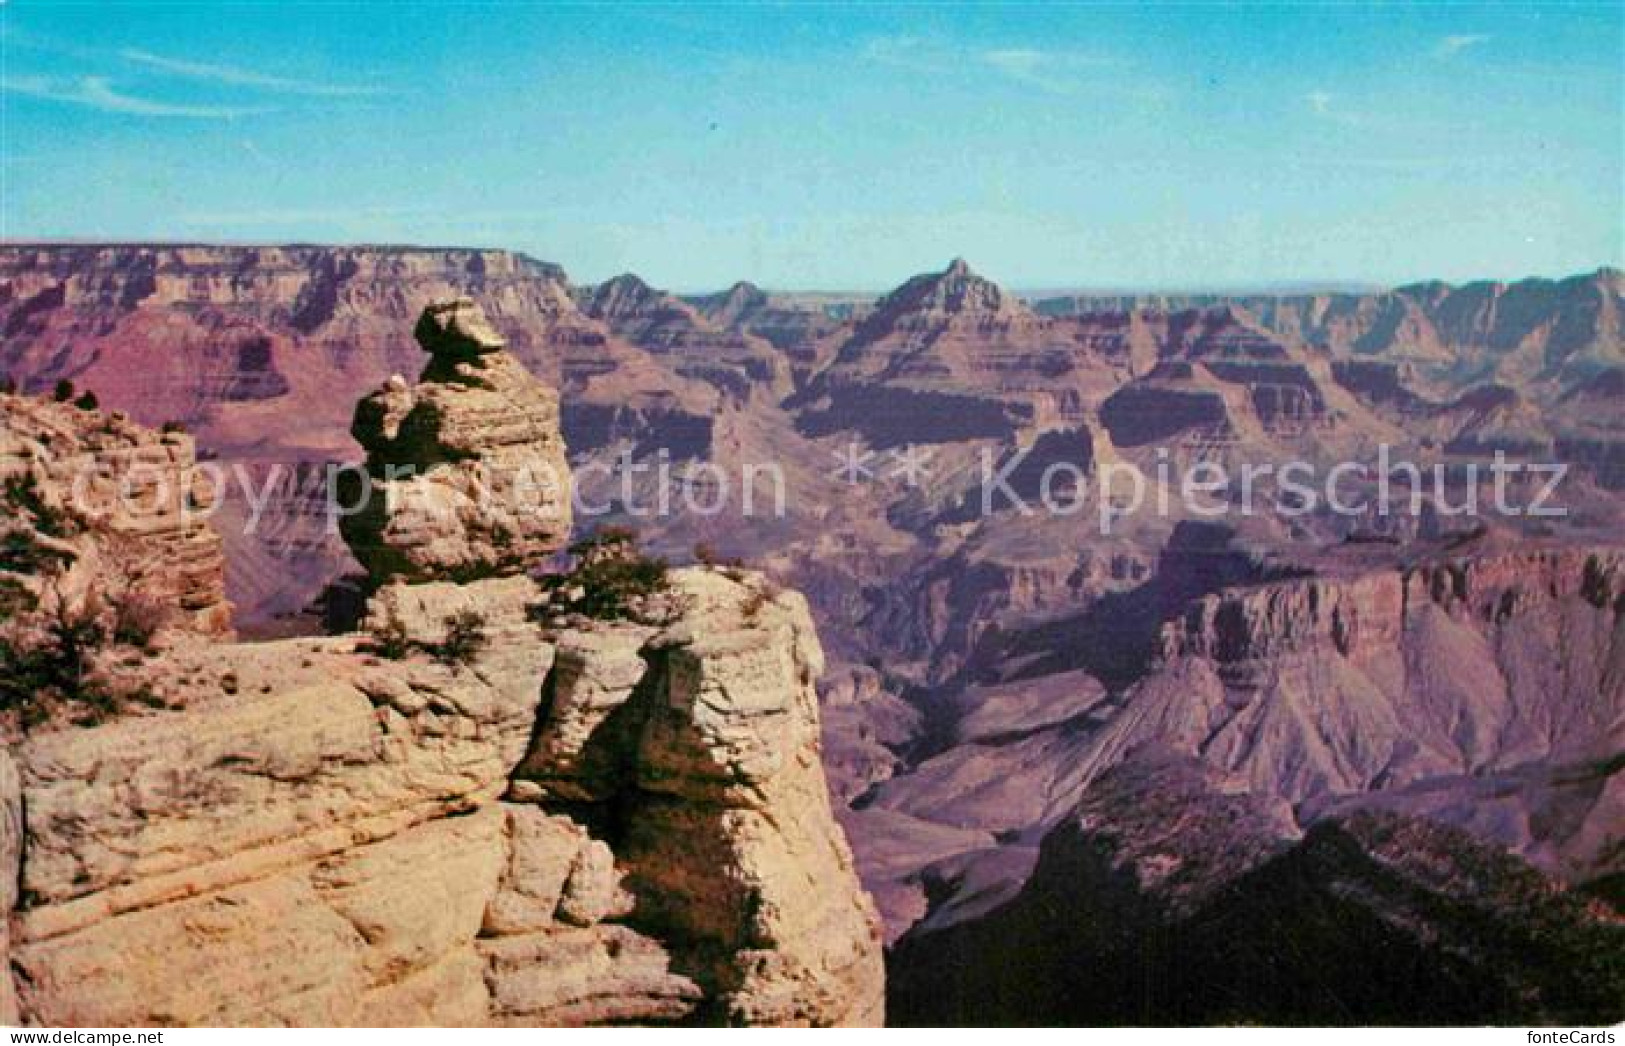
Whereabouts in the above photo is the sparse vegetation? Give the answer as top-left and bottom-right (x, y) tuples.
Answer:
(0, 588), (129, 728)
(0, 578), (38, 621)
(0, 529), (74, 575)
(0, 376), (16, 395)
(73, 390), (100, 411)
(532, 525), (673, 624)
(110, 589), (170, 650)
(5, 473), (72, 537)
(362, 605), (489, 667)
(693, 541), (745, 571)
(365, 606), (414, 660)
(52, 379), (74, 403)
(161, 420), (189, 435)
(433, 610), (488, 666)
(739, 580), (780, 622)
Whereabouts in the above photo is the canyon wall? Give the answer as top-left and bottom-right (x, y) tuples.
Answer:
(0, 301), (883, 1027)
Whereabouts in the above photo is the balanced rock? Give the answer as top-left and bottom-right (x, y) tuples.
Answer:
(342, 298), (571, 582)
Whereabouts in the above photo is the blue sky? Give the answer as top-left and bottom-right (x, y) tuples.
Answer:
(2, 1), (1621, 291)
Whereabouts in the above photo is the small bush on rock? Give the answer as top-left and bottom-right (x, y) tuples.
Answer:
(740, 581), (781, 623)
(433, 610), (489, 666)
(365, 607), (414, 660)
(4, 473), (72, 538)
(693, 541), (746, 570)
(0, 578), (37, 622)
(532, 526), (674, 625)
(0, 530), (73, 575)
(0, 590), (129, 729)
(362, 606), (488, 667)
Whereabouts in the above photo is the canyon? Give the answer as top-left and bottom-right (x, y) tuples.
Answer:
(0, 300), (883, 1026)
(1, 245), (1622, 1025)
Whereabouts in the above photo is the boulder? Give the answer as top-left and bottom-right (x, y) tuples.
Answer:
(342, 298), (571, 582)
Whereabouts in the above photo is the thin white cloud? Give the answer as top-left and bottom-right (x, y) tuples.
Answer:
(120, 49), (387, 97)
(867, 36), (1154, 101)
(981, 48), (1073, 94)
(1435, 34), (1490, 58)
(0, 75), (271, 118)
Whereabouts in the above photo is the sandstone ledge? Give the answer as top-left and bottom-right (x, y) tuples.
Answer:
(8, 570), (883, 1027)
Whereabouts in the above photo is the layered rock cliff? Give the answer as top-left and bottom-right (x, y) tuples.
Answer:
(0, 392), (232, 636)
(0, 245), (724, 623)
(0, 302), (883, 1027)
(849, 535), (1625, 943)
(1034, 267), (1625, 387)
(889, 748), (1625, 1025)
(343, 298), (572, 581)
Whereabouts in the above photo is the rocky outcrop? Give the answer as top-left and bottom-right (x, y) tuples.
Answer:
(1066, 545), (1625, 844)
(10, 584), (555, 1025)
(0, 245), (724, 623)
(889, 749), (1625, 1026)
(342, 299), (572, 582)
(511, 569), (885, 1025)
(3, 303), (881, 1027)
(0, 391), (231, 635)
(9, 568), (882, 1027)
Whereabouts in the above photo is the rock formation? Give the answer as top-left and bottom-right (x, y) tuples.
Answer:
(796, 258), (1129, 445)
(0, 390), (232, 635)
(888, 748), (1625, 1026)
(851, 535), (1625, 942)
(5, 247), (1625, 1024)
(0, 303), (883, 1027)
(509, 570), (884, 1025)
(0, 246), (724, 622)
(577, 273), (792, 403)
(342, 298), (572, 582)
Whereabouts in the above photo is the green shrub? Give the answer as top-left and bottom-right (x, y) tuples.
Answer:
(0, 593), (123, 728)
(4, 474), (72, 538)
(365, 607), (413, 660)
(0, 530), (74, 575)
(433, 610), (488, 666)
(0, 578), (37, 622)
(73, 390), (99, 411)
(532, 526), (672, 624)
(362, 606), (488, 667)
(52, 379), (74, 403)
(692, 541), (745, 570)
(740, 582), (779, 622)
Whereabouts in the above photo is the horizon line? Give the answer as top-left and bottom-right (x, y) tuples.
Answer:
(0, 237), (1617, 300)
